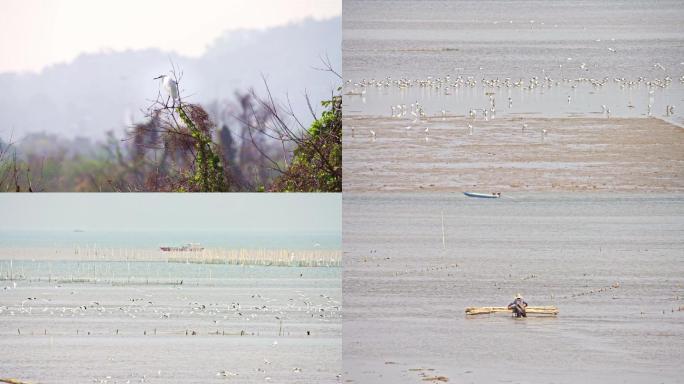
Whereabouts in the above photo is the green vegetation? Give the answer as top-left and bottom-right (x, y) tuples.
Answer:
(0, 91), (342, 192)
(178, 105), (225, 192)
(271, 95), (342, 192)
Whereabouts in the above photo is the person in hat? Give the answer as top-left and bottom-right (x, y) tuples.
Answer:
(508, 293), (528, 317)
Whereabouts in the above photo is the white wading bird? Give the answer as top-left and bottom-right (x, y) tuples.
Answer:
(154, 74), (180, 107)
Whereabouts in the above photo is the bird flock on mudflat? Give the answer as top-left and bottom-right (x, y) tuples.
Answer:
(345, 64), (682, 143)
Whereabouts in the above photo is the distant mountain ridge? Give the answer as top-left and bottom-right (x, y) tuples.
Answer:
(0, 17), (341, 140)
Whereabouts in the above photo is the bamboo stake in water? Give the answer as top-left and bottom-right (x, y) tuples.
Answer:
(441, 211), (446, 249)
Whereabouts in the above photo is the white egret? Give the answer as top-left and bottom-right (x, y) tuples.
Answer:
(153, 74), (179, 106)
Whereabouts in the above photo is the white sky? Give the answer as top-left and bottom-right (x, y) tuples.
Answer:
(0, 194), (341, 232)
(0, 0), (341, 73)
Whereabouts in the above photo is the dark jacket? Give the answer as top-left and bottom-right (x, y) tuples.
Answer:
(508, 298), (528, 309)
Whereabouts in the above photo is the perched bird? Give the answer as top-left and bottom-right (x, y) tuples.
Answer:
(153, 74), (179, 106)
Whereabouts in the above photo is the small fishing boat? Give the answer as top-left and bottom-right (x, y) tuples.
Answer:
(464, 192), (501, 199)
(160, 243), (204, 252)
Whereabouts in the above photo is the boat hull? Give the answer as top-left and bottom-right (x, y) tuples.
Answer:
(464, 192), (500, 199)
(160, 244), (204, 252)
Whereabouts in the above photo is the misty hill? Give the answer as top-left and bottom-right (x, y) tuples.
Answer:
(0, 17), (340, 140)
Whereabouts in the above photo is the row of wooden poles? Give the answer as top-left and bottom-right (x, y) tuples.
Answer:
(0, 246), (341, 271)
(166, 248), (341, 267)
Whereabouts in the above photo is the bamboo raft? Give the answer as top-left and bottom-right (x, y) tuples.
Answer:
(465, 306), (559, 316)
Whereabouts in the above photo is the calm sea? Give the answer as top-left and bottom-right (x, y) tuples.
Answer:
(0, 229), (341, 250)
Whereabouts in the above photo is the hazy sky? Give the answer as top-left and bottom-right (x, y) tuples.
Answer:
(0, 0), (340, 73)
(0, 194), (341, 232)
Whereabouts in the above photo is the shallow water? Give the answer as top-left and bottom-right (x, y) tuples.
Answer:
(0, 260), (341, 284)
(343, 193), (684, 383)
(0, 263), (341, 383)
(343, 0), (684, 125)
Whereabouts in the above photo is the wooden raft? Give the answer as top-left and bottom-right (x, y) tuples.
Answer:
(465, 306), (558, 316)
(1, 379), (34, 384)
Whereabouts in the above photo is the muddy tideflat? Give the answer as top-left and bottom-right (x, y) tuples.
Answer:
(343, 117), (684, 192)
